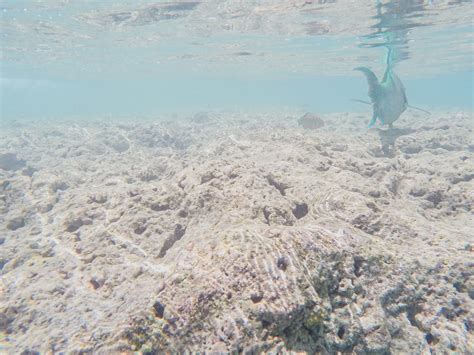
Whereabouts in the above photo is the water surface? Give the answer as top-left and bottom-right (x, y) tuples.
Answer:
(1, 0), (473, 119)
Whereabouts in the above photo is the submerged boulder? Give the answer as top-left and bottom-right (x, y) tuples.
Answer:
(0, 153), (26, 171)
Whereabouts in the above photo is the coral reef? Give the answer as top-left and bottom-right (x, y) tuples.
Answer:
(0, 111), (472, 353)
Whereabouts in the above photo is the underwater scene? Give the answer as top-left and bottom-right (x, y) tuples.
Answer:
(1, 0), (473, 353)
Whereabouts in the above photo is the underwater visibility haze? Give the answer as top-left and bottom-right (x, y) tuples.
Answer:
(1, 1), (473, 353)
(1, 0), (473, 117)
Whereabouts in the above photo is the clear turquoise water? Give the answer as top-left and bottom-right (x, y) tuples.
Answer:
(1, 0), (473, 120)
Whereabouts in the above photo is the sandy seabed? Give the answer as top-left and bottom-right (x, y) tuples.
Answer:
(1, 110), (473, 354)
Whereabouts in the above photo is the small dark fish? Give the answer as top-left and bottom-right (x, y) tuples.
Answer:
(298, 113), (325, 130)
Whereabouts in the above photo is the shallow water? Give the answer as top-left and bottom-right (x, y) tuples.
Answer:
(1, 0), (473, 118)
(1, 1), (473, 354)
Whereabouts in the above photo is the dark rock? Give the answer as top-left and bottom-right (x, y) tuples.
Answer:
(292, 203), (308, 219)
(449, 173), (474, 185)
(1, 180), (11, 191)
(151, 202), (170, 212)
(262, 206), (294, 226)
(153, 301), (165, 318)
(425, 191), (443, 207)
(451, 298), (461, 307)
(201, 172), (216, 184)
(439, 306), (455, 320)
(22, 166), (37, 177)
(337, 325), (345, 339)
(425, 333), (435, 344)
(250, 292), (263, 303)
(400, 144), (422, 154)
(64, 216), (86, 232)
(366, 202), (380, 212)
(158, 224), (186, 257)
(351, 214), (382, 235)
(88, 193), (108, 204)
(0, 153), (26, 171)
(132, 219), (147, 235)
(276, 256), (289, 271)
(368, 190), (381, 198)
(20, 349), (40, 355)
(409, 187), (426, 197)
(50, 180), (69, 193)
(386, 175), (401, 195)
(266, 175), (289, 196)
(6, 216), (25, 231)
(138, 169), (158, 182)
(90, 277), (104, 290)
